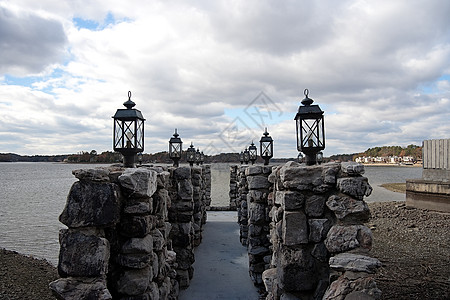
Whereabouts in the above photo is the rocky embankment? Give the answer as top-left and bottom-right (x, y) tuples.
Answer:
(0, 201), (449, 300)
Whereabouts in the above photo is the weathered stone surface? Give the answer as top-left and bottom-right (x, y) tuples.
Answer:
(329, 253), (381, 274)
(322, 275), (381, 300)
(322, 163), (340, 184)
(120, 215), (153, 238)
(305, 195), (326, 217)
(249, 202), (266, 224)
(341, 162), (365, 176)
(60, 181), (121, 228)
(327, 195), (371, 223)
(58, 229), (110, 277)
(73, 168), (111, 182)
(247, 189), (268, 203)
(337, 177), (372, 200)
(121, 234), (153, 254)
(275, 191), (305, 211)
(119, 168), (158, 198)
(262, 268), (277, 293)
(177, 179), (194, 201)
(123, 200), (152, 215)
(116, 253), (152, 269)
(283, 211), (308, 245)
(49, 277), (112, 300)
(280, 164), (323, 190)
(278, 247), (317, 291)
(173, 166), (191, 180)
(152, 229), (165, 251)
(308, 219), (331, 243)
(248, 175), (271, 190)
(325, 225), (373, 253)
(117, 267), (151, 296)
(246, 166), (263, 176)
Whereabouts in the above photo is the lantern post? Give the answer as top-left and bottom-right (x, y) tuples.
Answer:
(169, 129), (183, 167)
(260, 128), (273, 165)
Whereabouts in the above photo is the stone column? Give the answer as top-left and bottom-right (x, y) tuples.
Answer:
(50, 166), (179, 300)
(237, 165), (250, 246)
(229, 165), (239, 210)
(246, 165), (273, 286)
(262, 161), (381, 300)
(168, 166), (195, 289)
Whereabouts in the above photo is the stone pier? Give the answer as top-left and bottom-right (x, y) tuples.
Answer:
(50, 164), (210, 300)
(232, 161), (382, 300)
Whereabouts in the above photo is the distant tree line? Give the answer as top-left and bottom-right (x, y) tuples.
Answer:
(353, 144), (422, 160)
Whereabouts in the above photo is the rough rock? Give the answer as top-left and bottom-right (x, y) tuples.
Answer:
(58, 229), (110, 277)
(116, 267), (151, 296)
(72, 168), (111, 182)
(337, 177), (372, 200)
(326, 195), (371, 223)
(247, 175), (271, 190)
(118, 168), (158, 198)
(275, 190), (304, 211)
(49, 277), (112, 300)
(59, 181), (121, 228)
(325, 225), (373, 253)
(329, 253), (381, 274)
(308, 219), (331, 243)
(341, 162), (365, 176)
(282, 211), (308, 245)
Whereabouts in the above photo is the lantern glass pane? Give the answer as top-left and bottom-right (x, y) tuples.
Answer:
(249, 149), (257, 159)
(123, 120), (135, 148)
(300, 118), (324, 149)
(261, 141), (272, 157)
(170, 143), (181, 157)
(114, 119), (123, 149)
(136, 120), (144, 149)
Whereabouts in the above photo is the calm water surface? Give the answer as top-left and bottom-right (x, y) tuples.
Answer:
(0, 162), (421, 265)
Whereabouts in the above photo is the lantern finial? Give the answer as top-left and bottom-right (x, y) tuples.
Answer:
(301, 89), (314, 106)
(123, 91), (136, 109)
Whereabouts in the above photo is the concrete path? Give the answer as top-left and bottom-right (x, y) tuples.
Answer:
(179, 211), (261, 300)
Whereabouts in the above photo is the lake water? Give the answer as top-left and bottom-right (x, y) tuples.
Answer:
(0, 162), (421, 265)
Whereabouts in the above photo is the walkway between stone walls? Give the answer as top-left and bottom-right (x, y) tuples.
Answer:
(179, 211), (261, 300)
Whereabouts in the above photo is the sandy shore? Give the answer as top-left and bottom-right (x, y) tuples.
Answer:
(1, 201), (449, 300)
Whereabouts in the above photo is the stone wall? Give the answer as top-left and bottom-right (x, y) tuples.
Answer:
(229, 165), (238, 210)
(50, 165), (210, 300)
(230, 162), (381, 300)
(245, 165), (273, 286)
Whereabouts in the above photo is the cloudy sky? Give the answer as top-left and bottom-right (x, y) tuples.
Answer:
(1, 0), (449, 158)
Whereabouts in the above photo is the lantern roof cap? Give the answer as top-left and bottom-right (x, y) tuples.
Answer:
(301, 89), (314, 106)
(113, 91), (145, 120)
(169, 128), (182, 143)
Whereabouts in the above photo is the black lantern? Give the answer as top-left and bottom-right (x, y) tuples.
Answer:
(200, 151), (205, 165)
(169, 129), (183, 167)
(294, 89), (325, 165)
(186, 143), (196, 166)
(138, 152), (143, 166)
(317, 151), (324, 164)
(260, 128), (273, 165)
(243, 148), (250, 164)
(113, 91), (145, 168)
(239, 151), (244, 164)
(248, 141), (257, 165)
(195, 149), (201, 165)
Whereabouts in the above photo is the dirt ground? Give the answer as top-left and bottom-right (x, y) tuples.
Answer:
(0, 201), (449, 300)
(367, 201), (450, 300)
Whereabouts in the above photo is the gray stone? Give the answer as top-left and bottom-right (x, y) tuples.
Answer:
(152, 229), (165, 251)
(329, 253), (381, 274)
(60, 181), (121, 228)
(58, 229), (110, 277)
(341, 162), (365, 176)
(49, 277), (111, 300)
(326, 195), (371, 223)
(72, 168), (111, 182)
(248, 175), (271, 190)
(120, 215), (153, 238)
(121, 234), (153, 254)
(117, 267), (151, 296)
(322, 163), (341, 184)
(177, 179), (193, 201)
(262, 268), (277, 293)
(308, 219), (330, 242)
(323, 275), (381, 300)
(247, 189), (267, 203)
(116, 253), (152, 269)
(305, 194), (326, 217)
(325, 225), (373, 253)
(173, 167), (191, 180)
(282, 211), (308, 245)
(311, 242), (329, 262)
(278, 247), (316, 291)
(280, 164), (323, 190)
(123, 200), (152, 215)
(249, 202), (266, 224)
(246, 166), (263, 176)
(337, 177), (372, 200)
(119, 168), (158, 198)
(275, 191), (304, 211)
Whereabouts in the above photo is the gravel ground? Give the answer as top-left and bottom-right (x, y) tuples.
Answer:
(1, 201), (449, 300)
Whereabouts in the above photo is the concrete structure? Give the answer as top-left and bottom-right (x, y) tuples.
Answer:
(407, 139), (450, 212)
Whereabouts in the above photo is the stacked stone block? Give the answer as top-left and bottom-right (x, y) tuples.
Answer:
(236, 165), (250, 246)
(49, 166), (179, 300)
(245, 165), (273, 286)
(261, 161), (381, 300)
(229, 165), (239, 210)
(203, 165), (212, 215)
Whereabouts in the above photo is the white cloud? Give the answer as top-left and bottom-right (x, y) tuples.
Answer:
(0, 0), (449, 157)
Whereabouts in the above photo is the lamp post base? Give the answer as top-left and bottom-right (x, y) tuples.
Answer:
(123, 154), (136, 168)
